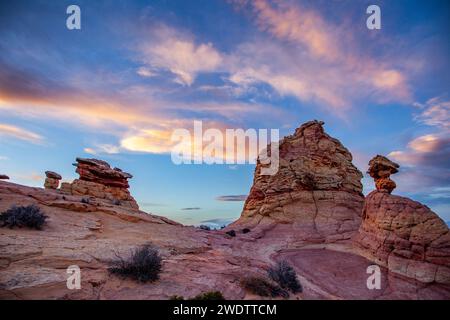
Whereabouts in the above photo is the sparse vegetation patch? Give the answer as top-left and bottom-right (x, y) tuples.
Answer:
(0, 205), (47, 230)
(268, 260), (302, 293)
(108, 244), (162, 283)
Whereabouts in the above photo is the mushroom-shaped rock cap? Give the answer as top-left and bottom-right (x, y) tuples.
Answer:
(0, 174), (9, 180)
(45, 171), (62, 180)
(367, 155), (399, 179)
(73, 157), (133, 188)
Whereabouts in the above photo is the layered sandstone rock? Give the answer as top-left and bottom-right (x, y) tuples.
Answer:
(367, 155), (399, 194)
(61, 158), (138, 209)
(44, 171), (61, 190)
(231, 120), (364, 244)
(74, 158), (132, 188)
(2, 180), (448, 300)
(354, 158), (450, 285)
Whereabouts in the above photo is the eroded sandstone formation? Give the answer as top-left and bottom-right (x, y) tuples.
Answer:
(367, 155), (399, 194)
(44, 171), (61, 190)
(354, 157), (450, 285)
(1, 125), (450, 299)
(74, 158), (132, 188)
(61, 158), (138, 209)
(231, 120), (364, 244)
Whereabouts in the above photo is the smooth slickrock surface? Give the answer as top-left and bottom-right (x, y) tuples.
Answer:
(230, 120), (364, 244)
(354, 190), (450, 285)
(1, 122), (449, 300)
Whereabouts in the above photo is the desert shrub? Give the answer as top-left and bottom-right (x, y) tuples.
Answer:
(225, 230), (236, 237)
(169, 295), (185, 300)
(268, 260), (302, 293)
(199, 224), (211, 231)
(242, 228), (250, 234)
(0, 205), (47, 230)
(191, 291), (225, 300)
(240, 277), (288, 298)
(81, 197), (90, 204)
(108, 244), (162, 283)
(113, 199), (121, 206)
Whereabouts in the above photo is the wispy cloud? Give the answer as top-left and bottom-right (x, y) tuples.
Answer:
(226, 0), (412, 113)
(414, 96), (450, 129)
(136, 66), (156, 78)
(388, 97), (450, 195)
(181, 207), (201, 211)
(84, 144), (121, 155)
(0, 123), (44, 144)
(138, 26), (223, 85)
(215, 195), (247, 201)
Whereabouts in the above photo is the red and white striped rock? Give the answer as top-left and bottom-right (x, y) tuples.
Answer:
(354, 190), (450, 284)
(230, 120), (365, 244)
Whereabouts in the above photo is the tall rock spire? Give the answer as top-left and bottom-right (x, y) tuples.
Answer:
(231, 120), (364, 244)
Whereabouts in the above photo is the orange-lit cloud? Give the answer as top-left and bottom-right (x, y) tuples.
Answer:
(251, 0), (339, 61)
(226, 0), (412, 111)
(139, 26), (223, 85)
(0, 123), (44, 144)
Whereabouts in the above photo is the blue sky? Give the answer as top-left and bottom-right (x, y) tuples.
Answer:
(0, 0), (449, 225)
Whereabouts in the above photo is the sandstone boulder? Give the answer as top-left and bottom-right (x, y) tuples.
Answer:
(230, 120), (364, 244)
(63, 158), (139, 209)
(44, 171), (61, 190)
(354, 190), (450, 284)
(74, 158), (132, 188)
(355, 155), (450, 285)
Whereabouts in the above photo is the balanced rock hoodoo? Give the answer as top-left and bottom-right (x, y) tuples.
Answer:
(44, 171), (61, 189)
(61, 158), (138, 209)
(354, 156), (450, 284)
(367, 155), (399, 194)
(231, 120), (365, 244)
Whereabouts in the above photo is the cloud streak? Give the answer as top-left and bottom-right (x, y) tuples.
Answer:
(215, 195), (247, 201)
(0, 123), (44, 144)
(139, 26), (223, 85)
(388, 97), (450, 196)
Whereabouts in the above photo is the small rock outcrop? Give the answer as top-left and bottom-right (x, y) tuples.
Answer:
(354, 157), (450, 284)
(231, 120), (365, 243)
(367, 155), (399, 194)
(0, 175), (9, 180)
(61, 158), (138, 209)
(74, 158), (132, 188)
(44, 171), (61, 190)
